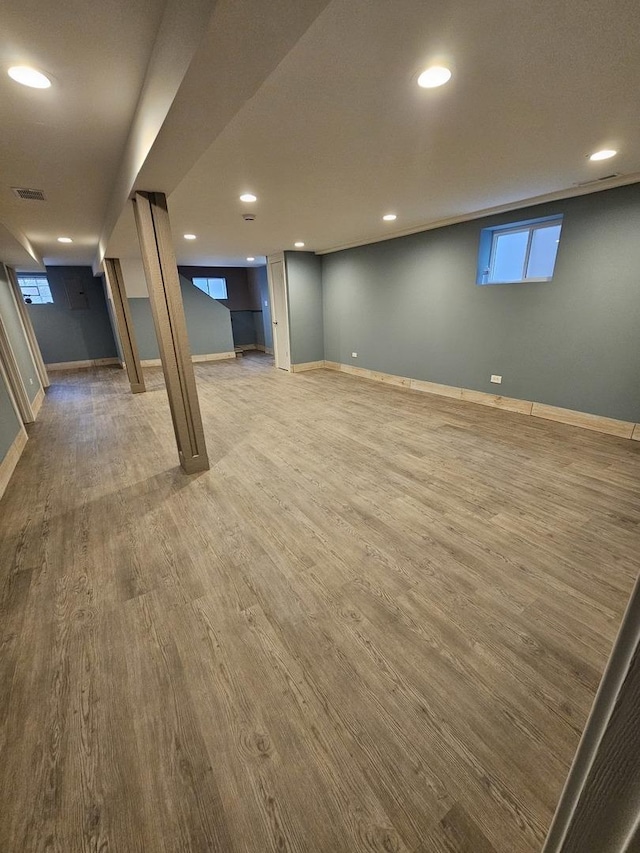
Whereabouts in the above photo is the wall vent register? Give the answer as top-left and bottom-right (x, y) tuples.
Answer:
(11, 187), (47, 201)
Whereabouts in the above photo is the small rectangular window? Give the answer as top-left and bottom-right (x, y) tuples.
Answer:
(17, 274), (54, 303)
(478, 216), (563, 285)
(192, 277), (227, 299)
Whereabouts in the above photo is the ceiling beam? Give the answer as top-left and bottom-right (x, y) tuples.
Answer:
(96, 0), (333, 271)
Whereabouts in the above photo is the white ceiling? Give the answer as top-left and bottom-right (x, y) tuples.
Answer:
(2, 0), (640, 271)
(0, 0), (167, 268)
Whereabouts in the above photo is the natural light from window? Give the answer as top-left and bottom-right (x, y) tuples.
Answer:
(17, 274), (54, 303)
(478, 217), (563, 284)
(192, 277), (228, 300)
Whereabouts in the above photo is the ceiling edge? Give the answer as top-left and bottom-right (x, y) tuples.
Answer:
(316, 173), (640, 255)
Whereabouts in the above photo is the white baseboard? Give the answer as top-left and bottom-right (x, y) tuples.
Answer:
(313, 361), (639, 440)
(31, 385), (45, 417)
(141, 351), (236, 367)
(46, 357), (121, 371)
(0, 427), (28, 500)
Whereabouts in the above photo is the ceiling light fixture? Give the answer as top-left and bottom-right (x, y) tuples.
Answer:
(294, 241), (305, 248)
(184, 233), (196, 240)
(247, 257), (255, 262)
(417, 65), (452, 89)
(382, 213), (397, 222)
(589, 149), (617, 161)
(240, 193), (257, 203)
(8, 65), (52, 89)
(57, 236), (72, 243)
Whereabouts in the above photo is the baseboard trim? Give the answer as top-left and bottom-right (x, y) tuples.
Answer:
(291, 361), (327, 373)
(46, 357), (121, 371)
(317, 361), (638, 440)
(141, 351), (236, 367)
(0, 427), (28, 500)
(529, 402), (634, 439)
(31, 385), (45, 418)
(193, 351), (236, 363)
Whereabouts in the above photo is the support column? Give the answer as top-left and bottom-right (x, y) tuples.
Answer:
(542, 575), (640, 852)
(132, 191), (209, 474)
(0, 310), (34, 423)
(6, 265), (49, 389)
(103, 258), (145, 393)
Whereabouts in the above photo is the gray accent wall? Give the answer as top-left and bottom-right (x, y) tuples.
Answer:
(28, 266), (118, 364)
(285, 252), (324, 365)
(129, 275), (234, 360)
(248, 266), (272, 349)
(322, 184), (640, 423)
(0, 368), (22, 462)
(0, 265), (41, 402)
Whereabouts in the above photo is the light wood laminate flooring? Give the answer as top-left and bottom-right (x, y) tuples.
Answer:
(1, 353), (638, 852)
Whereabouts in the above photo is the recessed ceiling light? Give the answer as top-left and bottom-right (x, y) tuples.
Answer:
(247, 256), (255, 262)
(294, 241), (305, 248)
(589, 149), (617, 161)
(184, 233), (196, 240)
(240, 193), (257, 203)
(382, 213), (397, 222)
(8, 66), (52, 89)
(57, 236), (72, 243)
(417, 65), (452, 89)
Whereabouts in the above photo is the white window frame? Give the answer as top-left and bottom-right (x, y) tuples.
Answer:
(486, 217), (562, 284)
(16, 274), (54, 304)
(192, 276), (228, 299)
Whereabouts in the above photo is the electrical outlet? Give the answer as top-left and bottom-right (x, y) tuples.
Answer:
(490, 374), (502, 384)
(264, 300), (268, 307)
(29, 378), (34, 385)
(351, 352), (358, 358)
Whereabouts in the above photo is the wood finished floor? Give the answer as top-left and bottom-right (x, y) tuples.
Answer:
(1, 353), (638, 853)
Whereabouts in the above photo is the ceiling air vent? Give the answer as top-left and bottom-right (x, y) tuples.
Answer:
(12, 187), (47, 201)
(573, 173), (620, 188)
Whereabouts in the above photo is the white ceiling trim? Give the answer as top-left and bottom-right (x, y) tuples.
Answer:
(316, 173), (640, 255)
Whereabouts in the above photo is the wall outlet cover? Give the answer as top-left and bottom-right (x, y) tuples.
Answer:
(490, 374), (502, 384)
(351, 352), (358, 358)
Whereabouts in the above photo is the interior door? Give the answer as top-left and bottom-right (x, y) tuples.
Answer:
(268, 257), (291, 371)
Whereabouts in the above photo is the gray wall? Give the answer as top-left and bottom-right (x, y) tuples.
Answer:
(230, 311), (258, 346)
(178, 265), (254, 310)
(0, 366), (23, 462)
(0, 265), (41, 402)
(286, 252), (324, 364)
(27, 266), (118, 364)
(248, 265), (272, 350)
(129, 275), (234, 360)
(322, 184), (640, 423)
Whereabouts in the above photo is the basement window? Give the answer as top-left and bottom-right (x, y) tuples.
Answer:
(192, 277), (228, 300)
(477, 215), (563, 284)
(17, 274), (54, 304)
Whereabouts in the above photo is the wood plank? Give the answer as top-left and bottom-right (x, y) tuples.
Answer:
(460, 388), (533, 415)
(531, 402), (634, 439)
(0, 353), (637, 852)
(290, 360), (326, 372)
(410, 377), (463, 399)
